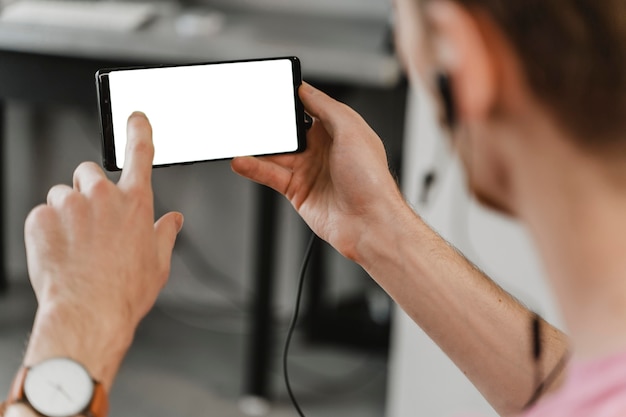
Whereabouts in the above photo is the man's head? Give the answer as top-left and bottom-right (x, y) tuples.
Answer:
(394, 0), (626, 215)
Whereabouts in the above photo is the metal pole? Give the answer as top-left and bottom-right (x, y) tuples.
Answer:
(242, 184), (279, 406)
(0, 102), (8, 293)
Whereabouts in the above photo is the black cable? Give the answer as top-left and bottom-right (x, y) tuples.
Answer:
(284, 233), (317, 417)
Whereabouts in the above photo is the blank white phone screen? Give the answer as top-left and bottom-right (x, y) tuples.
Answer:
(108, 59), (298, 167)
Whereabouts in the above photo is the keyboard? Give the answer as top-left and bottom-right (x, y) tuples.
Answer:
(0, 0), (158, 32)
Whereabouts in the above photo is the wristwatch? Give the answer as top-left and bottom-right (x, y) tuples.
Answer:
(3, 357), (109, 417)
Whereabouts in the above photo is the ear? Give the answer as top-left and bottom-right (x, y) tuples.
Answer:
(425, 0), (497, 123)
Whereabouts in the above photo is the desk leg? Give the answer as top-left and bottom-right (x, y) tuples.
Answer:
(242, 184), (278, 406)
(0, 102), (7, 293)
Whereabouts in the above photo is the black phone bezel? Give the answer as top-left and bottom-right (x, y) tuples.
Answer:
(96, 56), (306, 171)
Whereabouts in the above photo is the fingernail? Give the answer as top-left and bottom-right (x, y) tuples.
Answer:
(175, 213), (184, 233)
(129, 111), (148, 121)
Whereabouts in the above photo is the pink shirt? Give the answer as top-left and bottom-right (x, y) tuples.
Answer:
(522, 350), (626, 417)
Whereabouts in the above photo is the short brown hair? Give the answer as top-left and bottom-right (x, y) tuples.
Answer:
(424, 0), (626, 147)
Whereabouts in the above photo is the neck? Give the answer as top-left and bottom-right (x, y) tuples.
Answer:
(515, 134), (626, 361)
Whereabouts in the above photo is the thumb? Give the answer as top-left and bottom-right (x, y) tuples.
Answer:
(299, 82), (352, 137)
(154, 211), (184, 268)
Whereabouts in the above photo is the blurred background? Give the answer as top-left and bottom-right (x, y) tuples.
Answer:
(0, 1), (561, 416)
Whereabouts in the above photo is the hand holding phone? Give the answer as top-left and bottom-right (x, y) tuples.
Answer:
(231, 82), (403, 262)
(96, 57), (307, 171)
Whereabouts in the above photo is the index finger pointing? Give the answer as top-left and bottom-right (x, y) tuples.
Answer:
(119, 111), (155, 189)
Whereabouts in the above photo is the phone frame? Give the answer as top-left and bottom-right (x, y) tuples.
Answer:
(96, 56), (306, 171)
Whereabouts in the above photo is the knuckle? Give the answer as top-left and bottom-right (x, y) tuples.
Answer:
(120, 192), (153, 219)
(47, 187), (85, 214)
(74, 161), (97, 176)
(60, 189), (83, 208)
(89, 177), (114, 197)
(129, 138), (154, 158)
(25, 205), (54, 234)
(129, 184), (153, 203)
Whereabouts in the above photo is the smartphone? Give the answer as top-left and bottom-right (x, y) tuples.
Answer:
(96, 56), (307, 171)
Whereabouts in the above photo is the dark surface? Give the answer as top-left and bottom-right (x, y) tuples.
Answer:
(243, 185), (279, 399)
(0, 103), (5, 293)
(0, 50), (137, 107)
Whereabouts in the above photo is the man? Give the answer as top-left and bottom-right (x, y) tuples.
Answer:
(233, 0), (626, 415)
(4, 0), (626, 416)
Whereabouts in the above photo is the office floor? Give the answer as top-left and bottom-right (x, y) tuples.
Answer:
(0, 281), (387, 416)
(0, 104), (388, 416)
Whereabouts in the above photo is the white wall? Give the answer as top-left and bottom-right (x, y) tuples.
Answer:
(386, 84), (563, 417)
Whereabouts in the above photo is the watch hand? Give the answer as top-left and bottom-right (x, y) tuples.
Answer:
(46, 380), (74, 403)
(56, 385), (74, 403)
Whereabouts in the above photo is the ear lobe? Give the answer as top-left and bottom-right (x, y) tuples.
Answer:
(426, 0), (497, 123)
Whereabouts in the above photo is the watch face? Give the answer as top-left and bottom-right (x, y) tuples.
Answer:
(24, 358), (95, 417)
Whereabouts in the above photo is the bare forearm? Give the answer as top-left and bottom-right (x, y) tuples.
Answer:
(354, 204), (569, 416)
(23, 302), (132, 391)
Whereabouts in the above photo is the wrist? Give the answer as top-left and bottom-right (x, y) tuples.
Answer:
(352, 200), (435, 289)
(352, 199), (422, 265)
(23, 300), (133, 391)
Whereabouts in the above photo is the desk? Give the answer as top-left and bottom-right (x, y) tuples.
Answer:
(0, 4), (403, 406)
(0, 8), (401, 85)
